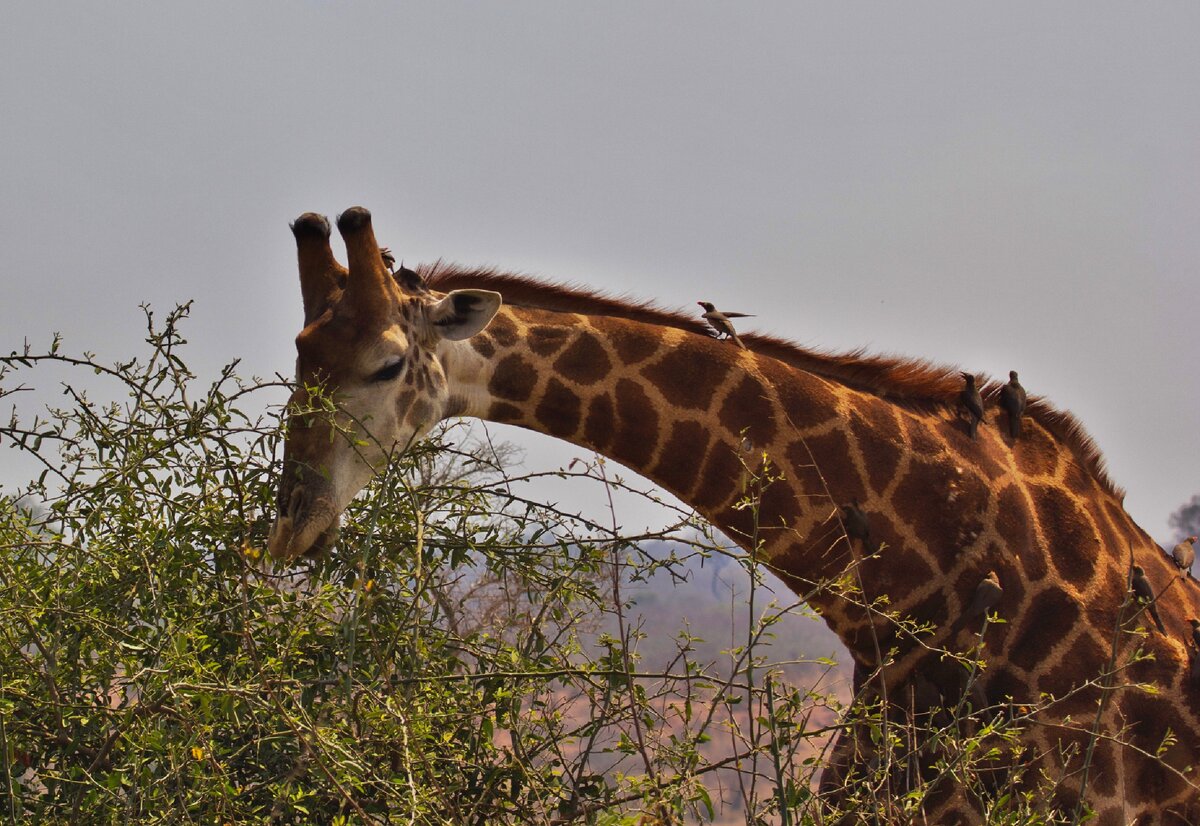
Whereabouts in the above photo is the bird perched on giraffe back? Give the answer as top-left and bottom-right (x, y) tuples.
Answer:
(999, 370), (1026, 439)
(698, 302), (752, 349)
(1173, 536), (1197, 579)
(1131, 565), (1167, 634)
(959, 373), (984, 440)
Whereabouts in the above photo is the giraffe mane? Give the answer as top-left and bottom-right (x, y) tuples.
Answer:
(422, 263), (1123, 501)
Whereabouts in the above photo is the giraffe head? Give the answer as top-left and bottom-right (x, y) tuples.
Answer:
(267, 207), (501, 561)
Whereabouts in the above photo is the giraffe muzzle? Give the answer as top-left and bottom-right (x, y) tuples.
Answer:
(268, 472), (341, 561)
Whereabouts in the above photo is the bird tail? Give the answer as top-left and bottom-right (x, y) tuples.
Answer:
(731, 332), (746, 349)
(1149, 605), (1166, 634)
(1009, 416), (1021, 438)
(968, 418), (979, 439)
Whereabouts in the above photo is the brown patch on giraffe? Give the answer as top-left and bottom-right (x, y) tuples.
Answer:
(902, 588), (950, 633)
(1090, 510), (1127, 576)
(408, 399), (433, 428)
(755, 477), (802, 531)
(759, 358), (841, 430)
(782, 441), (822, 499)
(611, 379), (658, 468)
(861, 544), (936, 616)
(583, 393), (615, 451)
(487, 401), (523, 422)
(846, 402), (905, 498)
(693, 439), (745, 511)
(983, 666), (1030, 709)
(486, 312), (519, 347)
(651, 419), (710, 498)
(904, 415), (945, 457)
(995, 485), (1046, 581)
(1082, 739), (1120, 800)
(1014, 422), (1060, 478)
(528, 325), (572, 357)
(1083, 565), (1124, 635)
(892, 457), (990, 572)
(553, 331), (611, 386)
(1120, 691), (1193, 802)
(717, 470), (808, 551)
(470, 335), (496, 358)
(718, 373), (777, 446)
(1036, 632), (1105, 702)
(786, 428), (868, 506)
(713, 500), (757, 545)
(1032, 484), (1100, 589)
(489, 354), (538, 402)
(535, 378), (582, 438)
(1009, 588), (1080, 671)
(1063, 458), (1097, 497)
(606, 321), (660, 365)
(640, 341), (732, 412)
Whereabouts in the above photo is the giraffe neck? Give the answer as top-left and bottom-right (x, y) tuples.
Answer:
(444, 303), (917, 655)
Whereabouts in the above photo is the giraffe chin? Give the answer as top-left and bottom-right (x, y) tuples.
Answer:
(268, 513), (342, 562)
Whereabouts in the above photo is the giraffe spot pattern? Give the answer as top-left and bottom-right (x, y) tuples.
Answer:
(761, 359), (840, 430)
(1010, 588), (1080, 672)
(846, 403), (905, 497)
(528, 325), (572, 356)
(612, 379), (658, 467)
(1014, 424), (1061, 478)
(535, 377), (582, 437)
(651, 419), (711, 498)
(470, 335), (496, 358)
(641, 342), (732, 412)
(1032, 484), (1099, 589)
(583, 393), (615, 451)
(892, 456), (989, 570)
(693, 439), (745, 511)
(1120, 692), (1193, 799)
(488, 401), (523, 422)
(788, 428), (867, 506)
(607, 321), (661, 365)
(718, 373), (777, 446)
(863, 547), (936, 616)
(1035, 632), (1104, 702)
(995, 484), (1043, 580)
(486, 313), (519, 346)
(553, 331), (611, 385)
(489, 354), (538, 401)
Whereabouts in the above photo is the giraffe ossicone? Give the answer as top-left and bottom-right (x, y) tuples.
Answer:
(268, 207), (1200, 822)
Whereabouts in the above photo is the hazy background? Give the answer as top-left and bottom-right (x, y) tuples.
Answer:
(3, 4), (1198, 546)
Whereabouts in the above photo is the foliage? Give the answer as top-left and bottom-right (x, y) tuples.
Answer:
(0, 305), (1172, 824)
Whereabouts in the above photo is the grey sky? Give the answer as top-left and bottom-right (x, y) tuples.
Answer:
(2, 4), (1198, 543)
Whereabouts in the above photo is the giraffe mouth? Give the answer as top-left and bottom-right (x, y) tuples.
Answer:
(268, 485), (341, 561)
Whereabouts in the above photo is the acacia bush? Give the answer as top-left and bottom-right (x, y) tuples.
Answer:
(0, 305), (1149, 824)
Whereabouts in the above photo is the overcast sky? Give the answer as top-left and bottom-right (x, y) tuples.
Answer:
(2, 4), (1198, 544)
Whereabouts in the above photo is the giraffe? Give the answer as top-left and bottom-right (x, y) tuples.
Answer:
(268, 207), (1200, 823)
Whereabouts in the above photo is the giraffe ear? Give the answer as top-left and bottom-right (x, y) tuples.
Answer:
(427, 290), (502, 341)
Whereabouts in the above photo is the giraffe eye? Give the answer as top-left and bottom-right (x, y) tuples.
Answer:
(368, 361), (405, 383)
